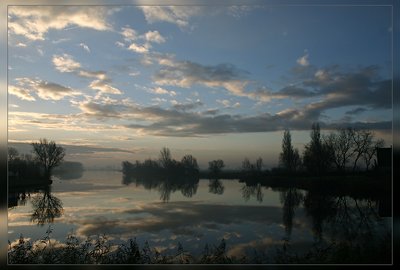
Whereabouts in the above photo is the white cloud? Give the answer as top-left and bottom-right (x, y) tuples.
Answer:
(52, 54), (81, 72)
(144, 30), (166, 43)
(115, 41), (125, 48)
(216, 99), (241, 108)
(15, 42), (27, 47)
(9, 85), (36, 101)
(149, 87), (177, 96)
(128, 43), (149, 54)
(297, 52), (309, 67)
(10, 78), (81, 101)
(52, 54), (122, 95)
(79, 43), (91, 53)
(121, 26), (138, 41)
(118, 27), (166, 54)
(129, 71), (141, 77)
(8, 6), (115, 40)
(138, 6), (202, 28)
(89, 80), (122, 95)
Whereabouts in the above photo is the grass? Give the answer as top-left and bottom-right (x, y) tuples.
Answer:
(8, 227), (392, 264)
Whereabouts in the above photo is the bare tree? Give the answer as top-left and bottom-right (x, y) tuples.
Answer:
(31, 138), (65, 179)
(351, 129), (373, 171)
(8, 147), (19, 161)
(325, 128), (355, 171)
(181, 155), (199, 171)
(159, 147), (172, 169)
(363, 138), (385, 170)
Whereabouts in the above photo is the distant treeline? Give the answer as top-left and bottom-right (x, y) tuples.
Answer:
(122, 147), (200, 180)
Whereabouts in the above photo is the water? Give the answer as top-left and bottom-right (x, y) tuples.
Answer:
(8, 170), (391, 261)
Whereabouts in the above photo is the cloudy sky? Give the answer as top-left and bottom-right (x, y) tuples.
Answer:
(7, 3), (393, 168)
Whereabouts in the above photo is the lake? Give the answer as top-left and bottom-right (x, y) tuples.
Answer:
(8, 170), (392, 263)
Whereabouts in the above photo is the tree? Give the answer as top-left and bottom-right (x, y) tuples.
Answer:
(279, 129), (301, 172)
(208, 159), (225, 177)
(325, 128), (355, 172)
(302, 123), (334, 175)
(159, 147), (172, 169)
(181, 155), (199, 172)
(363, 138), (384, 170)
(350, 129), (373, 171)
(31, 138), (65, 180)
(8, 147), (19, 161)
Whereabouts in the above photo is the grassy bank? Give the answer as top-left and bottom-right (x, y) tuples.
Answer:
(8, 228), (391, 264)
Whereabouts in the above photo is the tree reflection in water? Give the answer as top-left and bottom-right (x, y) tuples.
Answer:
(279, 187), (303, 240)
(241, 183), (263, 202)
(30, 186), (63, 226)
(208, 179), (224, 195)
(122, 174), (199, 202)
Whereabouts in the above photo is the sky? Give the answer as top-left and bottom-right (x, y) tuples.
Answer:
(7, 3), (393, 169)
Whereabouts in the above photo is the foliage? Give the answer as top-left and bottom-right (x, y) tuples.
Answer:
(8, 227), (390, 264)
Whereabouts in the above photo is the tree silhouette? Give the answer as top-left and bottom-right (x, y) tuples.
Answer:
(363, 139), (384, 170)
(8, 147), (19, 161)
(279, 129), (301, 172)
(351, 129), (374, 171)
(303, 123), (334, 175)
(159, 147), (172, 169)
(31, 139), (65, 180)
(208, 160), (225, 178)
(325, 128), (355, 172)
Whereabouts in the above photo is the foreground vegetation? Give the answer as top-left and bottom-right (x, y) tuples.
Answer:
(8, 227), (391, 264)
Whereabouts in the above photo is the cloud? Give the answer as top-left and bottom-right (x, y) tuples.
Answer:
(138, 6), (202, 28)
(149, 87), (177, 96)
(297, 52), (309, 67)
(79, 43), (91, 53)
(9, 85), (36, 101)
(227, 5), (254, 18)
(121, 26), (138, 41)
(345, 107), (368, 115)
(10, 78), (81, 101)
(173, 100), (203, 111)
(144, 30), (166, 43)
(216, 99), (241, 109)
(118, 27), (166, 54)
(52, 54), (81, 72)
(72, 201), (283, 239)
(52, 54), (122, 95)
(8, 6), (115, 40)
(154, 59), (250, 96)
(35, 81), (81, 100)
(128, 43), (149, 54)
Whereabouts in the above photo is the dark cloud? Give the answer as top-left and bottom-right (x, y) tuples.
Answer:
(345, 107), (368, 115)
(173, 101), (204, 111)
(153, 60), (249, 95)
(8, 142), (136, 156)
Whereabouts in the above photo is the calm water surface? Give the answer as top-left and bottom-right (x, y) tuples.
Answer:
(8, 170), (391, 258)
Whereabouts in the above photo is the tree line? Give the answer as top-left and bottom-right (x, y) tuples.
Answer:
(8, 139), (65, 184)
(278, 122), (386, 175)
